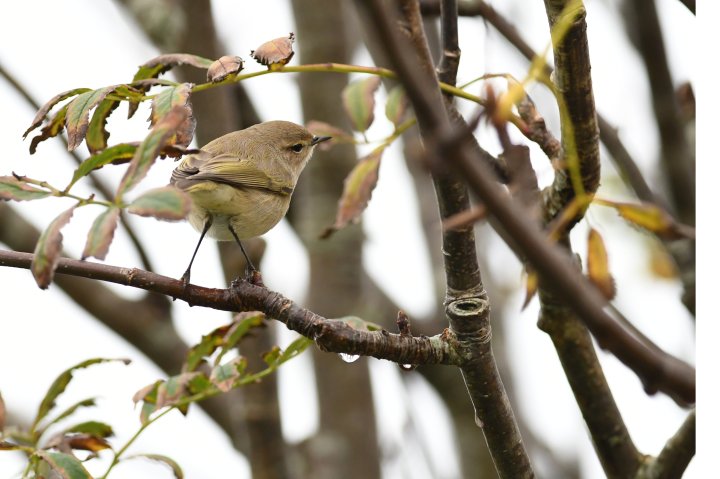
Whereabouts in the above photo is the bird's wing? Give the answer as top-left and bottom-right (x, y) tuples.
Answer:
(171, 152), (293, 196)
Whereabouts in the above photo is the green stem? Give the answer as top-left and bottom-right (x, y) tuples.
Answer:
(99, 407), (173, 479)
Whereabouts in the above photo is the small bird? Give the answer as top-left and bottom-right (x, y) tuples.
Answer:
(171, 120), (330, 284)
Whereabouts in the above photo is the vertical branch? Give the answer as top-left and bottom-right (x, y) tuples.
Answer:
(361, 1), (534, 477)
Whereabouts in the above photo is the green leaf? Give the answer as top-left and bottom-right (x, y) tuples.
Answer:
(385, 85), (409, 127)
(262, 346), (282, 367)
(35, 451), (93, 479)
(31, 206), (76, 289)
(321, 149), (383, 238)
(82, 207), (120, 261)
(127, 454), (184, 479)
(64, 420), (114, 438)
(210, 357), (248, 392)
(127, 186), (191, 221)
(150, 84), (195, 147)
(342, 76), (381, 132)
(0, 176), (51, 201)
(128, 53), (213, 118)
(151, 84), (192, 126)
(215, 312), (266, 365)
(278, 337), (313, 364)
(116, 106), (189, 197)
(86, 98), (121, 154)
(65, 86), (117, 151)
(183, 324), (232, 373)
(67, 143), (138, 190)
(29, 104), (70, 154)
(23, 88), (92, 139)
(32, 358), (130, 432)
(38, 398), (97, 435)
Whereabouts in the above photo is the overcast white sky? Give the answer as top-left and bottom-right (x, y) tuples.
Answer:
(0, 0), (708, 478)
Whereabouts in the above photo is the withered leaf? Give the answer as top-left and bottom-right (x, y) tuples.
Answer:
(35, 451), (93, 479)
(31, 206), (75, 289)
(586, 228), (616, 300)
(117, 106), (189, 197)
(0, 176), (51, 201)
(602, 199), (695, 240)
(306, 120), (354, 150)
(156, 372), (202, 410)
(150, 83), (195, 148)
(46, 432), (111, 453)
(82, 207), (120, 261)
(342, 76), (382, 133)
(23, 88), (91, 139)
(321, 149), (382, 238)
(251, 32), (295, 69)
(0, 391), (5, 432)
(207, 55), (244, 83)
(86, 98), (120, 154)
(30, 105), (69, 154)
(65, 86), (118, 151)
(127, 186), (191, 222)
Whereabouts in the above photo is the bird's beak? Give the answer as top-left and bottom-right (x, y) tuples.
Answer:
(311, 136), (332, 146)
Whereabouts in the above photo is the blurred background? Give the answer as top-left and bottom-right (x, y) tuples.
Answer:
(0, 0), (701, 477)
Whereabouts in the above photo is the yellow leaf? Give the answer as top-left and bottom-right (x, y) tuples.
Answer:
(586, 228), (616, 300)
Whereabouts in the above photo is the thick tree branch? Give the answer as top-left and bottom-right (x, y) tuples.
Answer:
(392, 1), (534, 477)
(362, 0), (694, 405)
(0, 249), (462, 367)
(538, 283), (641, 478)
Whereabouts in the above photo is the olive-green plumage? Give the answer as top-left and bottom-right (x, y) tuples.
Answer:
(171, 120), (330, 282)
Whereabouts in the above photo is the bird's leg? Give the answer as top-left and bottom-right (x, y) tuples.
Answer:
(181, 217), (212, 285)
(227, 225), (260, 282)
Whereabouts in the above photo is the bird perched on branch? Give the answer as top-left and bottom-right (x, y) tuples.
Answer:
(171, 120), (330, 284)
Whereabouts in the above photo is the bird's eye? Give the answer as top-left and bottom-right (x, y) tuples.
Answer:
(291, 143), (304, 153)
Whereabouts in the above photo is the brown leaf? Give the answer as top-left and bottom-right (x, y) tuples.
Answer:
(586, 228), (616, 300)
(207, 55), (244, 83)
(321, 149), (382, 238)
(82, 207), (120, 261)
(46, 433), (111, 454)
(30, 105), (69, 154)
(31, 206), (75, 289)
(0, 391), (5, 432)
(251, 33), (295, 69)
